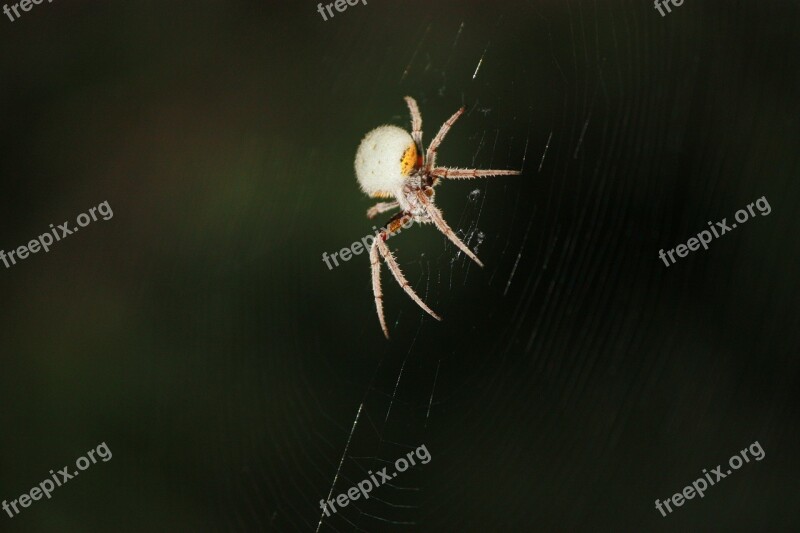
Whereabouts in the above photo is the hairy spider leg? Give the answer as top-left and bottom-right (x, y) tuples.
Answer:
(426, 106), (465, 170)
(404, 96), (423, 157)
(430, 167), (521, 180)
(370, 211), (441, 338)
(366, 201), (399, 219)
(415, 190), (483, 267)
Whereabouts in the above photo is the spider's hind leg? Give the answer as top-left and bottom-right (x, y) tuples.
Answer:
(404, 96), (423, 152)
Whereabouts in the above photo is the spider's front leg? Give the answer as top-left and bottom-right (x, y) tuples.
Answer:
(426, 105), (465, 169)
(370, 210), (441, 338)
(415, 190), (484, 267)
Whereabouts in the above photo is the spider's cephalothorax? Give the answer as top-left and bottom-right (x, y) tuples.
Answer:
(355, 96), (521, 338)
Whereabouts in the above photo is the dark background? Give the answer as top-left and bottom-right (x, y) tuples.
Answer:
(1, 1), (798, 531)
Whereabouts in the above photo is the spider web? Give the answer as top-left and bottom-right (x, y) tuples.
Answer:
(1, 1), (796, 531)
(273, 1), (800, 531)
(312, 6), (560, 531)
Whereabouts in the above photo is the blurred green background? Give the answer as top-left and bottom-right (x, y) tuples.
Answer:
(1, 1), (798, 531)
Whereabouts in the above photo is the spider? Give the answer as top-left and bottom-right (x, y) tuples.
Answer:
(355, 96), (521, 338)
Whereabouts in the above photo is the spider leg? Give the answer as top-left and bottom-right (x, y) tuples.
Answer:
(415, 190), (484, 267)
(430, 167), (521, 180)
(404, 96), (423, 152)
(376, 237), (442, 322)
(369, 239), (389, 338)
(370, 212), (442, 338)
(426, 106), (465, 169)
(366, 201), (399, 219)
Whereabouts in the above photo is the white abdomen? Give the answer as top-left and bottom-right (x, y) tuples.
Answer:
(355, 125), (417, 198)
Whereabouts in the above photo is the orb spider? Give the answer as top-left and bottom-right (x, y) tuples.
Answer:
(354, 96), (521, 338)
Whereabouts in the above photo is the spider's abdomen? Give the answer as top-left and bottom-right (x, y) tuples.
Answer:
(355, 125), (417, 198)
